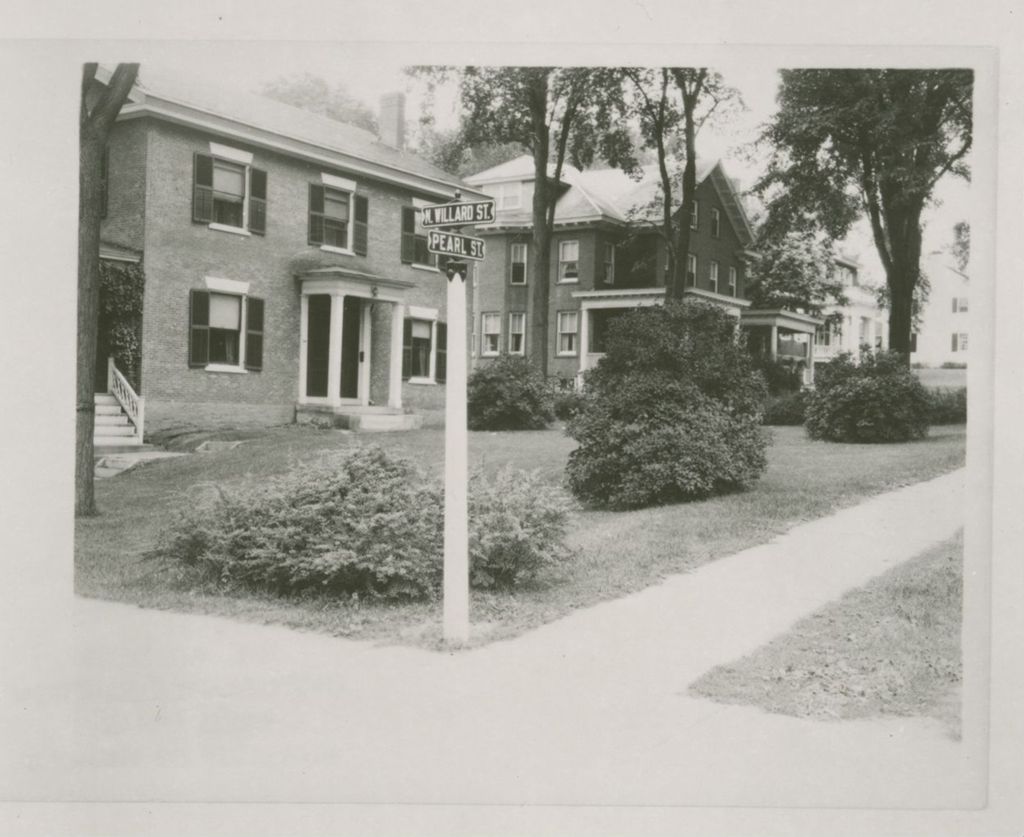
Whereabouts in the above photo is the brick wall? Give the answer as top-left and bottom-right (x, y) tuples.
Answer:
(100, 118), (150, 250)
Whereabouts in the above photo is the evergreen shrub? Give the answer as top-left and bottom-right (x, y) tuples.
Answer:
(763, 390), (809, 425)
(804, 351), (932, 442)
(565, 300), (769, 509)
(149, 445), (573, 600)
(926, 387), (967, 424)
(467, 354), (554, 430)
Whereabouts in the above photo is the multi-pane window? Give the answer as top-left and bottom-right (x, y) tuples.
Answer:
(401, 207), (436, 266)
(309, 182), (369, 255)
(710, 207), (721, 238)
(557, 311), (579, 355)
(690, 200), (699, 230)
(193, 152), (267, 235)
(508, 312), (526, 354)
(728, 265), (737, 296)
(510, 242), (528, 284)
(559, 240), (579, 281)
(482, 313), (501, 355)
(952, 297), (969, 313)
(602, 242), (615, 284)
(686, 254), (697, 286)
(709, 261), (720, 293)
(490, 181), (522, 210)
(402, 317), (447, 382)
(188, 289), (264, 371)
(952, 332), (969, 352)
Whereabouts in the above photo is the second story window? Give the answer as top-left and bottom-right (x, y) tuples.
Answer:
(952, 296), (968, 313)
(308, 176), (368, 256)
(690, 200), (699, 231)
(710, 207), (721, 238)
(559, 240), (579, 282)
(602, 242), (615, 284)
(510, 242), (528, 284)
(192, 147), (267, 236)
(489, 181), (522, 210)
(401, 207), (437, 267)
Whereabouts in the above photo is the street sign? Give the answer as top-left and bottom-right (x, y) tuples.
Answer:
(427, 229), (486, 262)
(421, 199), (496, 227)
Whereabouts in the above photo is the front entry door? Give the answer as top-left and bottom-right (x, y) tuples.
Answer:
(306, 294), (331, 398)
(340, 296), (362, 400)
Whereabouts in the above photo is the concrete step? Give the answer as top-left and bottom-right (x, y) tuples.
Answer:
(341, 412), (424, 432)
(95, 413), (130, 426)
(94, 424), (136, 438)
(94, 394), (119, 406)
(94, 440), (152, 454)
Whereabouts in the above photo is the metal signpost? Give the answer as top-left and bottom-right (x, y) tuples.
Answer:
(424, 194), (493, 644)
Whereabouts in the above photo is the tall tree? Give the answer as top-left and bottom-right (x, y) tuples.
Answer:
(413, 66), (632, 374)
(745, 227), (847, 319)
(78, 63), (139, 516)
(261, 73), (377, 132)
(756, 69), (973, 358)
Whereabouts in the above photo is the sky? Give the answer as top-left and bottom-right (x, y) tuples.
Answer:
(138, 46), (970, 286)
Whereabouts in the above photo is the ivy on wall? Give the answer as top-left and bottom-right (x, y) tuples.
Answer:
(99, 259), (145, 391)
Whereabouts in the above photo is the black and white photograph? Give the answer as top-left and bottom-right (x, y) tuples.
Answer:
(1, 3), (1022, 836)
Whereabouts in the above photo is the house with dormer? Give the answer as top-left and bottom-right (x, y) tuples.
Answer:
(464, 155), (820, 382)
(91, 65), (485, 446)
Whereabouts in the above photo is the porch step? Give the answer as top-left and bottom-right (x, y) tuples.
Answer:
(93, 393), (142, 449)
(94, 439), (151, 453)
(296, 405), (424, 432)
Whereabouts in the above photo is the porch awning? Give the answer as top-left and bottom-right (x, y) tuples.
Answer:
(740, 308), (823, 334)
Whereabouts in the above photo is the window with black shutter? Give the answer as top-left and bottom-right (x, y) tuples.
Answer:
(193, 153), (215, 224)
(401, 207), (417, 263)
(249, 169), (267, 235)
(353, 195), (369, 256)
(401, 318), (413, 380)
(436, 322), (447, 382)
(308, 184), (325, 245)
(245, 297), (264, 370)
(189, 290), (210, 367)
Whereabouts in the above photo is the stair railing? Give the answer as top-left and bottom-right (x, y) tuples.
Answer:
(107, 356), (145, 443)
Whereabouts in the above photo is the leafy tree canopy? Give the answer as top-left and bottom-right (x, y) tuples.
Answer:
(746, 228), (847, 319)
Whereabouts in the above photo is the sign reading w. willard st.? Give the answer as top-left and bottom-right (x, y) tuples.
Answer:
(421, 199), (496, 227)
(427, 229), (486, 261)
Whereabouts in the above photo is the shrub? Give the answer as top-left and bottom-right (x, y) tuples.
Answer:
(927, 387), (967, 424)
(805, 351), (933, 443)
(551, 385), (586, 421)
(752, 356), (804, 395)
(566, 300), (769, 509)
(468, 354), (554, 430)
(149, 446), (574, 599)
(468, 467), (574, 588)
(763, 390), (809, 425)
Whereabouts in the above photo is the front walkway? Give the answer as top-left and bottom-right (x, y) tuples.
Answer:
(2, 470), (984, 808)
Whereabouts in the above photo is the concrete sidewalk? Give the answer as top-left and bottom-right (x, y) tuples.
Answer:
(1, 469), (984, 808)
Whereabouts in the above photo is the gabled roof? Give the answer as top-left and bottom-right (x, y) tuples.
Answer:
(99, 65), (483, 201)
(469, 154), (755, 245)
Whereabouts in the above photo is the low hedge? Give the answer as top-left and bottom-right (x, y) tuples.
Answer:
(926, 387), (967, 425)
(763, 391), (809, 426)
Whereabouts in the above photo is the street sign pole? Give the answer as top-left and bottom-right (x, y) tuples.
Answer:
(443, 259), (469, 644)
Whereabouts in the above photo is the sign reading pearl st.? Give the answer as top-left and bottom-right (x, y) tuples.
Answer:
(421, 199), (495, 227)
(427, 229), (486, 262)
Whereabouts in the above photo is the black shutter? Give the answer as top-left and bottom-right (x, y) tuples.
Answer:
(401, 207), (416, 264)
(100, 145), (109, 219)
(245, 296), (264, 371)
(193, 153), (214, 223)
(435, 322), (447, 383)
(308, 184), (325, 245)
(402, 318), (412, 380)
(249, 168), (267, 235)
(353, 195), (369, 256)
(189, 290), (210, 367)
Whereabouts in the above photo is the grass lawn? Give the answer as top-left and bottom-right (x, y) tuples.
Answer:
(914, 367), (967, 389)
(689, 531), (963, 738)
(76, 423), (966, 649)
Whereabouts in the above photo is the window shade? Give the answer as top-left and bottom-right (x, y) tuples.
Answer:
(209, 294), (241, 329)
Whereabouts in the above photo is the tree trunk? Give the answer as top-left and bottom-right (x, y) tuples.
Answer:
(76, 132), (104, 516)
(884, 204), (923, 363)
(887, 270), (915, 358)
(528, 74), (552, 377)
(670, 109), (697, 301)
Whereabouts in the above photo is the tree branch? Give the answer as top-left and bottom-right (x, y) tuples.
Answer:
(84, 63), (139, 137)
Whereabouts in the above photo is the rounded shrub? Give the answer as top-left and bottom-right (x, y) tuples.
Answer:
(804, 351), (933, 443)
(926, 386), (967, 424)
(468, 354), (555, 430)
(149, 445), (575, 600)
(565, 300), (769, 509)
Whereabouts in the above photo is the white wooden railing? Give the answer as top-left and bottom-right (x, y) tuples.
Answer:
(107, 357), (145, 443)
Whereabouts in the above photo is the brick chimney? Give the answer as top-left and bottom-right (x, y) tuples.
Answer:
(379, 92), (406, 150)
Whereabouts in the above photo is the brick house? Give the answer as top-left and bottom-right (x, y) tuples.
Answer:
(93, 65), (484, 445)
(464, 155), (819, 382)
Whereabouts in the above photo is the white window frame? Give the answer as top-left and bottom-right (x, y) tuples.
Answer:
(557, 311), (579, 356)
(959, 332), (969, 351)
(510, 242), (528, 285)
(508, 312), (526, 355)
(709, 260), (720, 293)
(407, 305), (440, 383)
(690, 200), (699, 231)
(687, 254), (697, 286)
(318, 185), (355, 254)
(481, 313), (501, 356)
(710, 207), (721, 238)
(559, 240), (580, 283)
(603, 242), (615, 284)
(728, 265), (737, 296)
(203, 276), (251, 373)
(208, 157), (252, 237)
(495, 181), (523, 210)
